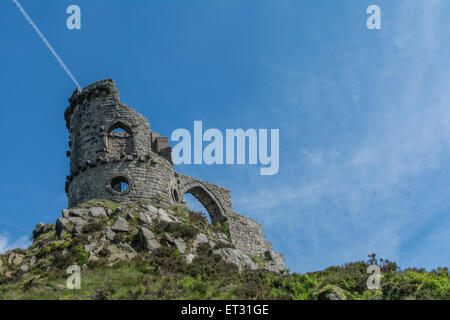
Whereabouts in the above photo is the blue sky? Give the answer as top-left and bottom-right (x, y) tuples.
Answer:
(0, 0), (449, 273)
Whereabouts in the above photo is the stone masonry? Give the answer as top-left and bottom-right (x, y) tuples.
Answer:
(64, 79), (285, 265)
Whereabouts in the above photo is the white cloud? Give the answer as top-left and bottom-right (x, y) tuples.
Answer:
(0, 234), (31, 254)
(233, 0), (450, 272)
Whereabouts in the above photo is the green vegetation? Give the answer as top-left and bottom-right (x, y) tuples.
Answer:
(0, 249), (448, 300)
(0, 200), (447, 300)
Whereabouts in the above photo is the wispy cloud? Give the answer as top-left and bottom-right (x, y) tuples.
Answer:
(234, 0), (450, 272)
(0, 233), (30, 254)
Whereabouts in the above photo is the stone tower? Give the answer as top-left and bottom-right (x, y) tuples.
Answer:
(64, 79), (286, 269)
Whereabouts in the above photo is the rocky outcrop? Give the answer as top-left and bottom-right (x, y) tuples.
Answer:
(0, 200), (286, 282)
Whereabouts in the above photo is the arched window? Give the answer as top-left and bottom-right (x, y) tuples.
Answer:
(107, 122), (133, 156)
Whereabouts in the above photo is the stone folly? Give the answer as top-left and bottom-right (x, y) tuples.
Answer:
(64, 79), (285, 268)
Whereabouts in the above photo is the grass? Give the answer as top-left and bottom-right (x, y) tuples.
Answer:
(1, 198), (448, 300)
(1, 250), (448, 300)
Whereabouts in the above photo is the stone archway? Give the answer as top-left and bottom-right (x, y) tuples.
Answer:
(180, 183), (227, 225)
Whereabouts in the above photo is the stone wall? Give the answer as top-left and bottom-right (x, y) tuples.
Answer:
(67, 151), (178, 208)
(228, 213), (273, 256)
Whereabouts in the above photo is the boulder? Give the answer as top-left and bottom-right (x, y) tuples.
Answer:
(111, 216), (130, 232)
(158, 208), (174, 223)
(137, 212), (153, 226)
(33, 222), (53, 238)
(136, 227), (161, 251)
(104, 227), (116, 241)
(162, 232), (175, 245)
(8, 252), (25, 266)
(264, 251), (287, 273)
(20, 264), (29, 272)
(213, 248), (257, 271)
(68, 216), (87, 234)
(174, 238), (186, 253)
(141, 204), (159, 216)
(317, 285), (347, 300)
(69, 208), (88, 218)
(107, 245), (137, 263)
(195, 233), (209, 245)
(89, 207), (107, 218)
(62, 209), (70, 218)
(119, 243), (136, 254)
(185, 253), (196, 264)
(84, 243), (97, 254)
(56, 217), (71, 237)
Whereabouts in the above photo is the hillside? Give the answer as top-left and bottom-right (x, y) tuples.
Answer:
(0, 200), (448, 300)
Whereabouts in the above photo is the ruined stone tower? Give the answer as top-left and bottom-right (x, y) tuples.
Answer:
(64, 79), (285, 268)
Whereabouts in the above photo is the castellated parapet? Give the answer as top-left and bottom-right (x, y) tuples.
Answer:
(64, 79), (285, 264)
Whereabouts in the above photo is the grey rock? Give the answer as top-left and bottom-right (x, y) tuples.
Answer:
(136, 227), (161, 251)
(30, 256), (37, 266)
(69, 208), (88, 218)
(62, 209), (70, 218)
(186, 253), (196, 264)
(20, 264), (29, 272)
(162, 232), (175, 244)
(158, 208), (174, 223)
(174, 238), (186, 253)
(119, 243), (136, 253)
(107, 245), (137, 263)
(8, 253), (25, 266)
(137, 212), (153, 226)
(195, 233), (209, 245)
(56, 217), (71, 237)
(88, 254), (99, 263)
(264, 251), (287, 273)
(33, 222), (52, 237)
(111, 216), (130, 232)
(89, 207), (107, 218)
(142, 204), (159, 215)
(84, 243), (97, 254)
(318, 285), (347, 300)
(213, 248), (257, 271)
(104, 227), (116, 241)
(68, 216), (88, 234)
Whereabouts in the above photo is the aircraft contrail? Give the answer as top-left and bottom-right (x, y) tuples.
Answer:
(12, 0), (81, 89)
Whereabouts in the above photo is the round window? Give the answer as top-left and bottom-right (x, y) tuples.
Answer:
(111, 176), (129, 193)
(107, 175), (132, 195)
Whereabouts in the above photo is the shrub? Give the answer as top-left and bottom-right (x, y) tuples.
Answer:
(82, 220), (106, 233)
(76, 245), (89, 265)
(154, 221), (198, 239)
